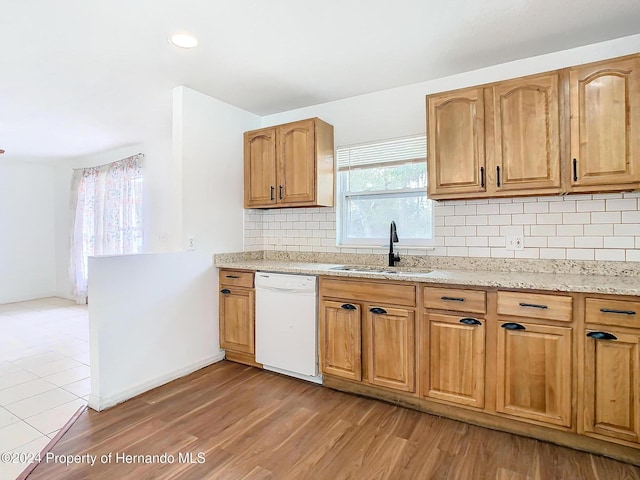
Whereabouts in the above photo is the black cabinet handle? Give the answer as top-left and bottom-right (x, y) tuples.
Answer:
(441, 296), (465, 302)
(220, 289), (231, 294)
(341, 304), (357, 310)
(587, 331), (618, 341)
(600, 308), (636, 316)
(279, 185), (284, 199)
(270, 185), (275, 201)
(370, 307), (387, 315)
(225, 275), (240, 279)
(519, 302), (548, 310)
(460, 318), (482, 326)
(480, 166), (485, 188)
(496, 166), (501, 187)
(501, 322), (525, 330)
(573, 158), (578, 182)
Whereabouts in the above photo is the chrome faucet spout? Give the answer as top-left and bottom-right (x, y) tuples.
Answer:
(389, 221), (400, 267)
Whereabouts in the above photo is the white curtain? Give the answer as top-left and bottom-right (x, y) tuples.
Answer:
(69, 154), (144, 298)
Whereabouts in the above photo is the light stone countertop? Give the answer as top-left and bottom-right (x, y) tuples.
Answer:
(214, 259), (640, 296)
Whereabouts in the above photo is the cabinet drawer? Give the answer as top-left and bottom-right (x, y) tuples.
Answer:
(219, 269), (254, 288)
(585, 298), (640, 328)
(423, 287), (486, 314)
(320, 278), (415, 307)
(497, 291), (573, 322)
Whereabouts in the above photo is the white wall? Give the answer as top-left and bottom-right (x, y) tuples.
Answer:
(247, 34), (640, 262)
(88, 252), (221, 410)
(54, 139), (179, 299)
(0, 161), (56, 303)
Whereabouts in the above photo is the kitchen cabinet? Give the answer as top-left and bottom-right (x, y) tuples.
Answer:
(485, 72), (562, 194)
(365, 305), (415, 392)
(427, 87), (487, 198)
(569, 56), (640, 192)
(319, 300), (362, 381)
(582, 296), (640, 446)
(495, 291), (573, 428)
(218, 269), (259, 367)
(319, 277), (417, 394)
(422, 286), (487, 408)
(244, 117), (334, 208)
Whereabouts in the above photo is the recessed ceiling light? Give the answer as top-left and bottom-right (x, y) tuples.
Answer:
(168, 32), (198, 49)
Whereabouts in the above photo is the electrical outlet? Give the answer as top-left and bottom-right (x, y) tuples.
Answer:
(186, 236), (196, 251)
(505, 235), (524, 251)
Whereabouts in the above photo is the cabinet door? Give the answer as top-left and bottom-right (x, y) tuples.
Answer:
(425, 313), (485, 408)
(427, 87), (486, 198)
(319, 300), (362, 381)
(496, 321), (572, 427)
(219, 287), (255, 354)
(365, 305), (415, 392)
(569, 56), (640, 189)
(584, 329), (640, 444)
(244, 128), (277, 207)
(277, 119), (316, 205)
(487, 73), (561, 193)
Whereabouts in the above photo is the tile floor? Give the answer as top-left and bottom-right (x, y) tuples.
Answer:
(0, 297), (89, 480)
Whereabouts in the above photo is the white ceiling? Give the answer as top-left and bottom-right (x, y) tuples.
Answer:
(2, 0), (640, 162)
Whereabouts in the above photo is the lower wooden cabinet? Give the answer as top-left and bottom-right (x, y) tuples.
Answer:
(583, 327), (640, 444)
(365, 306), (415, 393)
(219, 269), (257, 366)
(496, 321), (572, 427)
(319, 300), (362, 381)
(424, 313), (485, 408)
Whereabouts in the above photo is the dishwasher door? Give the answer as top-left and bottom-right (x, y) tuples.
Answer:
(255, 272), (319, 382)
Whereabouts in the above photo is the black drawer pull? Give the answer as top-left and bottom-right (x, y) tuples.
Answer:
(225, 275), (240, 279)
(220, 289), (231, 294)
(480, 167), (485, 188)
(341, 304), (357, 310)
(496, 166), (501, 187)
(573, 158), (578, 182)
(519, 302), (548, 310)
(270, 185), (275, 201)
(501, 322), (525, 331)
(441, 296), (465, 302)
(279, 185), (284, 199)
(459, 318), (482, 326)
(587, 331), (618, 341)
(370, 307), (387, 315)
(600, 308), (636, 316)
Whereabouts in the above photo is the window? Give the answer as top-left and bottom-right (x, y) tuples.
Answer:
(337, 136), (433, 246)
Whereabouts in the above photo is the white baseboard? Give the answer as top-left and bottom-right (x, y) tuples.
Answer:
(88, 351), (226, 411)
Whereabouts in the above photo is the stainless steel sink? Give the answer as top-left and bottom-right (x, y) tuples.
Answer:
(330, 265), (432, 275)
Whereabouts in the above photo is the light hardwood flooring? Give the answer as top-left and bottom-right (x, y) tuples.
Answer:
(26, 361), (640, 480)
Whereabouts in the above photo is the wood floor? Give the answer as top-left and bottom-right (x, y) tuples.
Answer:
(26, 361), (640, 480)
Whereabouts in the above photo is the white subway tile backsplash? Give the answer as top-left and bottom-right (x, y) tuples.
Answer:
(575, 236), (603, 248)
(595, 249), (626, 261)
(499, 203), (524, 214)
(549, 201), (576, 213)
(606, 198), (637, 211)
(567, 249), (595, 260)
(250, 192), (640, 262)
(604, 236), (635, 249)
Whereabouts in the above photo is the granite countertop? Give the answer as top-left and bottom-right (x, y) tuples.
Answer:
(214, 258), (640, 296)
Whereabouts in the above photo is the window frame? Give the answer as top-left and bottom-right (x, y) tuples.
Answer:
(336, 136), (434, 248)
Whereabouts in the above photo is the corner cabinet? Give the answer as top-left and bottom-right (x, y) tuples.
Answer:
(244, 117), (334, 209)
(568, 56), (640, 192)
(218, 269), (260, 367)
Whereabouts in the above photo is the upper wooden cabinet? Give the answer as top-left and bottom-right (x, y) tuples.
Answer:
(244, 118), (334, 208)
(568, 56), (640, 192)
(486, 72), (562, 194)
(427, 87), (486, 197)
(427, 53), (640, 200)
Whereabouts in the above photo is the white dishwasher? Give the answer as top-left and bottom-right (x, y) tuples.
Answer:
(255, 271), (321, 384)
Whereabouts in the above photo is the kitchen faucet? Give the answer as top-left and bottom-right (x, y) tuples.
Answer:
(388, 221), (400, 267)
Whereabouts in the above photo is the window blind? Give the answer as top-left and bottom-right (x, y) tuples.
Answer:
(337, 135), (426, 171)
